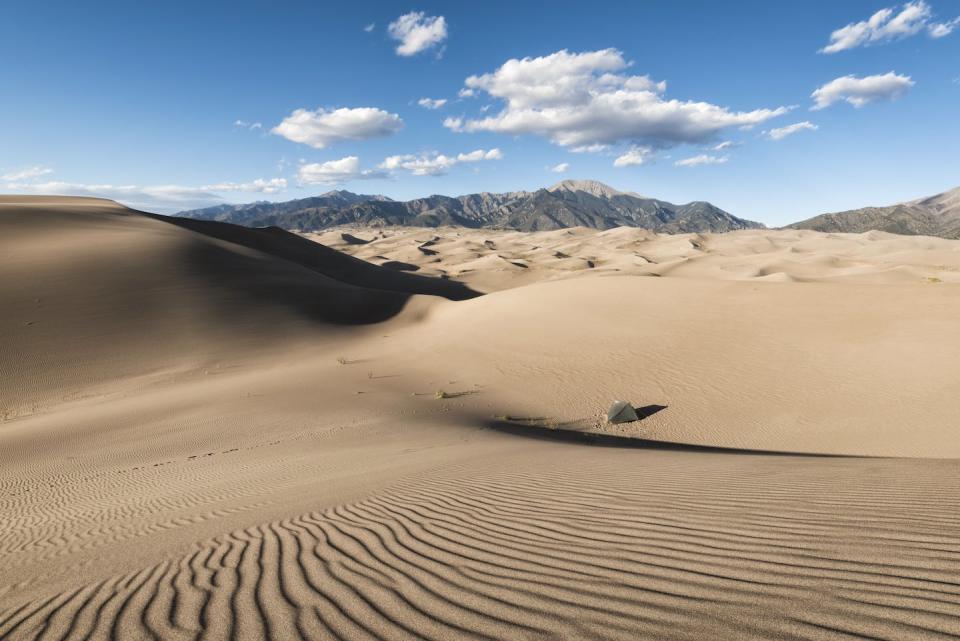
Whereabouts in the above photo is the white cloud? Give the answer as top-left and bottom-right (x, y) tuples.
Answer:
(457, 148), (503, 162)
(233, 119), (262, 131)
(272, 107), (403, 149)
(378, 148), (502, 176)
(447, 49), (789, 149)
(613, 146), (653, 167)
(550, 163), (570, 173)
(811, 72), (914, 109)
(202, 178), (287, 193)
(387, 11), (447, 57)
(296, 156), (385, 185)
(712, 140), (735, 151)
(675, 154), (729, 167)
(1, 165), (53, 181)
(820, 1), (957, 52)
(363, 23), (375, 33)
(570, 143), (610, 154)
(764, 121), (818, 140)
(929, 16), (960, 37)
(417, 97), (448, 110)
(457, 88), (475, 98)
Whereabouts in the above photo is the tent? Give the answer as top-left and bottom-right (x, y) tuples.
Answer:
(607, 400), (639, 424)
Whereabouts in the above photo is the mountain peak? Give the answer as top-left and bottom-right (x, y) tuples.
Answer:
(909, 186), (960, 213)
(548, 179), (626, 199)
(789, 184), (960, 238)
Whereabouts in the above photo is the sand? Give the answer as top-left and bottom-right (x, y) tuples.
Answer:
(2, 198), (959, 640)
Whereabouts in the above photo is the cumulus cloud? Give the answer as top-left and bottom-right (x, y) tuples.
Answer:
(417, 97), (448, 110)
(811, 72), (914, 109)
(272, 107), (403, 149)
(764, 121), (819, 140)
(446, 49), (789, 150)
(675, 154), (728, 167)
(233, 119), (262, 131)
(550, 162), (570, 173)
(378, 148), (503, 176)
(712, 141), (735, 151)
(820, 1), (957, 53)
(387, 11), (447, 57)
(296, 156), (385, 185)
(1, 165), (53, 181)
(613, 147), (653, 167)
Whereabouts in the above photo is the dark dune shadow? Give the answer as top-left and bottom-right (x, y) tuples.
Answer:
(180, 240), (414, 325)
(479, 417), (877, 459)
(341, 232), (371, 245)
(149, 213), (481, 302)
(380, 261), (420, 272)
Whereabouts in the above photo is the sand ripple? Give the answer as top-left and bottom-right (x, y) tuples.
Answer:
(3, 450), (959, 641)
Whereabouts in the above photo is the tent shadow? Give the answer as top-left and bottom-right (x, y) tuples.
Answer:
(635, 404), (667, 420)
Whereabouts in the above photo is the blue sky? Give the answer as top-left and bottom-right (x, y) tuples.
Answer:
(2, 0), (958, 224)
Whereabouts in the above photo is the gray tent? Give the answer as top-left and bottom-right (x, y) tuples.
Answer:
(607, 400), (639, 424)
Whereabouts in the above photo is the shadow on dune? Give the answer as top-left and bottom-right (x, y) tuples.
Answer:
(150, 213), (481, 302)
(479, 416), (874, 458)
(130, 212), (485, 326)
(178, 240), (418, 325)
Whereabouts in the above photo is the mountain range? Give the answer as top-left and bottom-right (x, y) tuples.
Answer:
(789, 187), (960, 239)
(177, 180), (960, 240)
(177, 180), (764, 233)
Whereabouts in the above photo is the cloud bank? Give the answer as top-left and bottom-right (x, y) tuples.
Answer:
(3, 170), (287, 213)
(1, 165), (53, 181)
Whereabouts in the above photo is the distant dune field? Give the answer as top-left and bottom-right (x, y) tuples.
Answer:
(2, 198), (959, 640)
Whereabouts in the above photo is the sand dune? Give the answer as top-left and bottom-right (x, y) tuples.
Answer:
(310, 225), (960, 289)
(0, 200), (476, 422)
(2, 199), (960, 639)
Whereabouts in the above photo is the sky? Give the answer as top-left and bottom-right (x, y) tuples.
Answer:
(1, 0), (958, 225)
